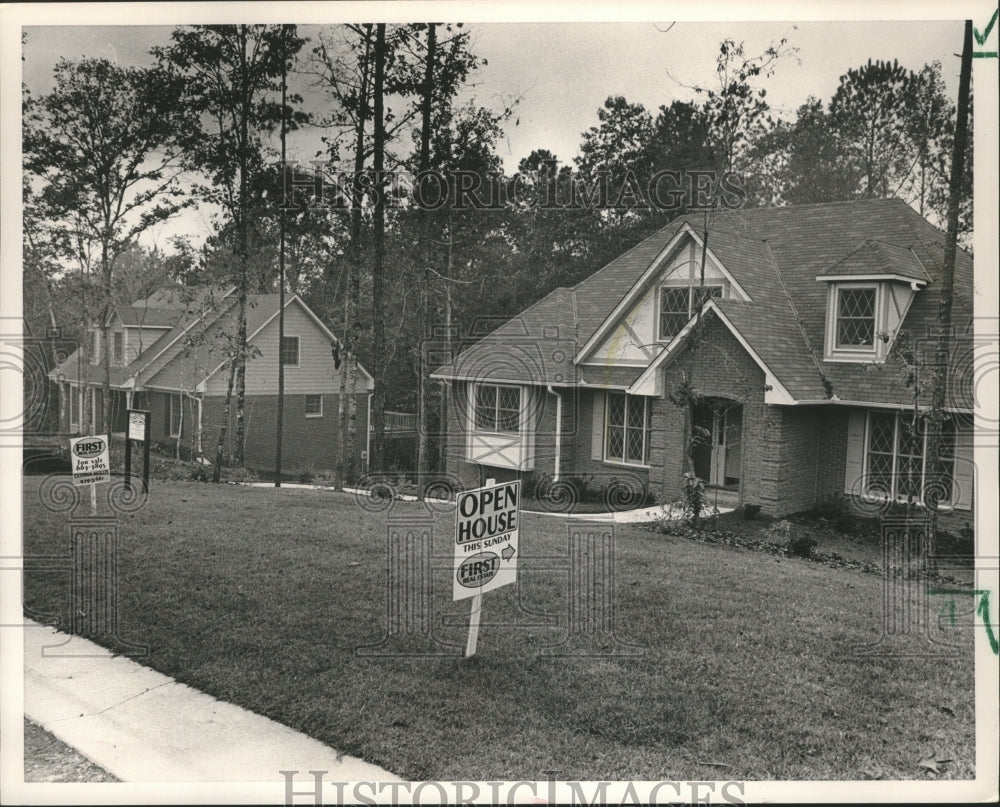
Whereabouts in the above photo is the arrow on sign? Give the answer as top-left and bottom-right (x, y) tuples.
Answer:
(501, 544), (516, 562)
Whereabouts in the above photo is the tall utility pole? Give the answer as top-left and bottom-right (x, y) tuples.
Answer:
(275, 24), (289, 487)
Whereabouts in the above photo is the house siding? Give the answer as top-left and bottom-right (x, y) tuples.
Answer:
(204, 301), (360, 397)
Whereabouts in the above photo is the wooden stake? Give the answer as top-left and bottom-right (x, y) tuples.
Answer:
(464, 477), (494, 658)
(465, 593), (482, 658)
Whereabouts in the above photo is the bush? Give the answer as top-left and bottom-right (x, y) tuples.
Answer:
(814, 493), (858, 533)
(188, 463), (212, 483)
(681, 472), (707, 526)
(769, 520), (819, 558)
(742, 503), (762, 520)
(299, 469), (316, 484)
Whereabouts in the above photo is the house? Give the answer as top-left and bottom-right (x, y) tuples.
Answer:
(432, 198), (976, 529)
(49, 286), (373, 474)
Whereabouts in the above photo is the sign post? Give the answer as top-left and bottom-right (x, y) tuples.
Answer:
(70, 435), (111, 515)
(125, 409), (151, 493)
(453, 477), (520, 657)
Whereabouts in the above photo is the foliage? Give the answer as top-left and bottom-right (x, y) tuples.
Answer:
(765, 519), (818, 558)
(742, 503), (762, 520)
(681, 471), (707, 527)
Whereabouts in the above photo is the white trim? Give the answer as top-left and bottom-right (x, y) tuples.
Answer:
(471, 382), (522, 434)
(825, 282), (882, 362)
(201, 296), (375, 388)
(131, 287), (237, 383)
(861, 409), (961, 508)
(304, 393), (324, 418)
(816, 273), (927, 291)
(603, 391), (651, 467)
(574, 225), (752, 363)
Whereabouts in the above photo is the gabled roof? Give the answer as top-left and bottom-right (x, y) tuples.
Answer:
(116, 307), (178, 328)
(431, 287), (579, 386)
(435, 198), (974, 410)
(50, 286), (372, 393)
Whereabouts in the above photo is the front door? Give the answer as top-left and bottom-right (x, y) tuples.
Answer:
(691, 400), (742, 487)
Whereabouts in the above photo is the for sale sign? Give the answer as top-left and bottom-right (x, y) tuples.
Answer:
(453, 480), (519, 601)
(70, 435), (110, 486)
(128, 410), (148, 442)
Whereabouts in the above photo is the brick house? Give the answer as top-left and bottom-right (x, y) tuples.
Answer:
(49, 286), (373, 473)
(432, 199), (975, 529)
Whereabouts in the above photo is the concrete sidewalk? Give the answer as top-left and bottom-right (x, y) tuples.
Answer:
(23, 620), (402, 783)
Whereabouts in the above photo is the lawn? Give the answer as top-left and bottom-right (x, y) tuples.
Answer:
(22, 477), (975, 781)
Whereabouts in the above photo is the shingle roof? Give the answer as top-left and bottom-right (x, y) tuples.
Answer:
(820, 239), (932, 284)
(436, 198), (974, 410)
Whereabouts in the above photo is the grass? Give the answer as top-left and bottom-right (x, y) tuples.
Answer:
(23, 719), (118, 783)
(22, 477), (975, 781)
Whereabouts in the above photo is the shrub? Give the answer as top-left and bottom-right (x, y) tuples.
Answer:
(299, 469), (316, 484)
(681, 472), (707, 526)
(815, 493), (858, 533)
(188, 463), (212, 483)
(769, 520), (818, 558)
(742, 503), (762, 520)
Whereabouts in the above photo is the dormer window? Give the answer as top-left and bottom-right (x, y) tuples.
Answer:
(818, 240), (928, 363)
(658, 282), (725, 341)
(835, 285), (877, 350)
(823, 282), (893, 361)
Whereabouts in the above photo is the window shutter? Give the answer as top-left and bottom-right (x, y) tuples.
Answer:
(952, 422), (974, 510)
(844, 409), (866, 494)
(591, 390), (605, 460)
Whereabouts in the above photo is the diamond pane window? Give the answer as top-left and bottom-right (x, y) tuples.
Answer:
(659, 287), (690, 340)
(605, 392), (651, 465)
(496, 386), (521, 432)
(473, 384), (520, 432)
(864, 411), (957, 505)
(692, 285), (724, 311)
(836, 287), (876, 348)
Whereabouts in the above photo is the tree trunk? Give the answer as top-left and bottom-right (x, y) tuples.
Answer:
(212, 357), (237, 482)
(340, 23), (373, 484)
(102, 239), (112, 448)
(416, 23), (437, 496)
(234, 24), (250, 468)
(925, 21), (972, 565)
(370, 23), (387, 473)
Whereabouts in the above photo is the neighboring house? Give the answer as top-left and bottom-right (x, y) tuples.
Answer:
(433, 199), (975, 529)
(49, 286), (373, 473)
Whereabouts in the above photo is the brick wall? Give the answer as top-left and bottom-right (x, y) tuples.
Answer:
(569, 387), (651, 494)
(656, 316), (769, 508)
(199, 392), (370, 473)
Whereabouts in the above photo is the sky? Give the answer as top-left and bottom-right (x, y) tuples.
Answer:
(18, 18), (968, 250)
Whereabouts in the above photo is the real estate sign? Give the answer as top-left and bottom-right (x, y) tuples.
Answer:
(128, 410), (148, 442)
(69, 435), (110, 486)
(453, 480), (519, 601)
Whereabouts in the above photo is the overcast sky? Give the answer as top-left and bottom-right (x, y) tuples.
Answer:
(19, 19), (967, 249)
